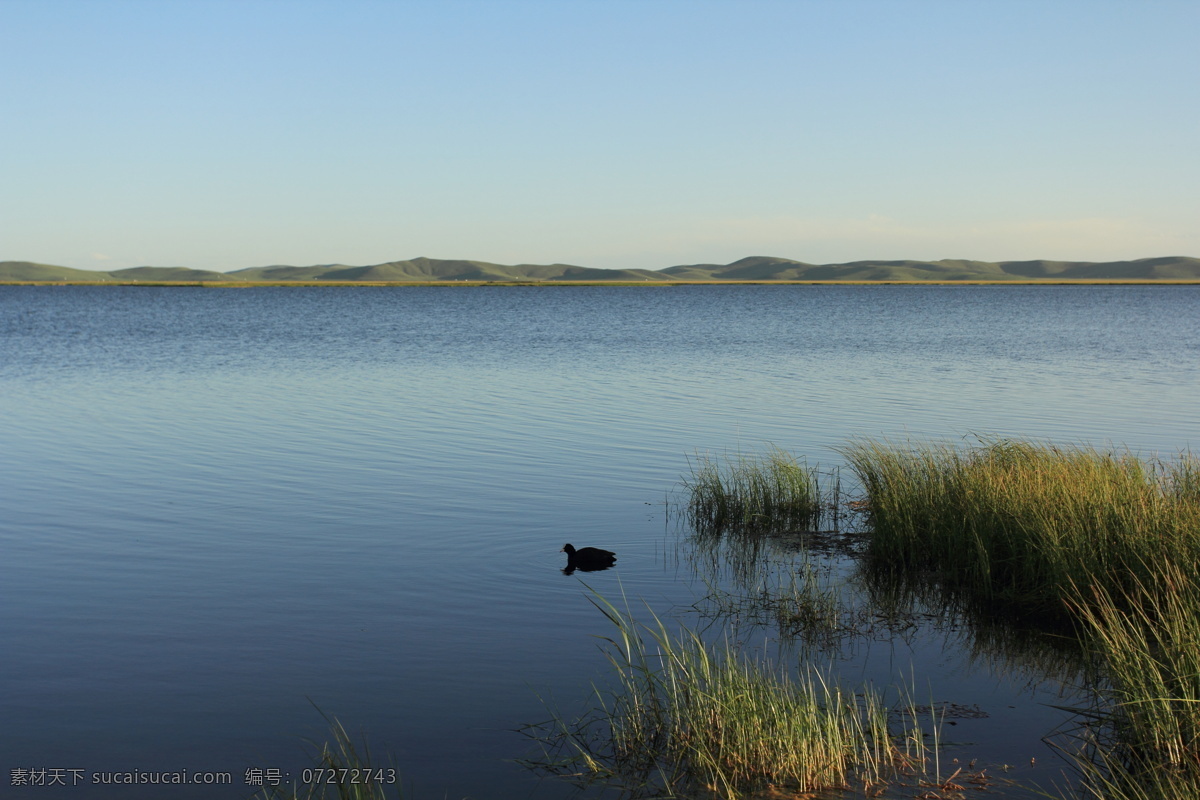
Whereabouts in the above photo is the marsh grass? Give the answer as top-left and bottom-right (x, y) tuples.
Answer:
(836, 436), (1200, 798)
(682, 447), (829, 534)
(1057, 562), (1200, 798)
(524, 592), (938, 798)
(258, 716), (402, 800)
(840, 436), (1200, 616)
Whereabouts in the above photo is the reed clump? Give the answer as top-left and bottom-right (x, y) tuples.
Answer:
(683, 447), (825, 534)
(841, 437), (1200, 615)
(1065, 562), (1200, 798)
(838, 436), (1200, 797)
(529, 594), (933, 798)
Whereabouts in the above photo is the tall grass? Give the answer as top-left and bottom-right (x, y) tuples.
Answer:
(257, 717), (402, 800)
(841, 437), (1200, 615)
(1064, 562), (1200, 798)
(683, 447), (826, 534)
(838, 436), (1200, 798)
(527, 593), (935, 798)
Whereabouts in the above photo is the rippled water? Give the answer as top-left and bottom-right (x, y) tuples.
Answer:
(1, 285), (1197, 798)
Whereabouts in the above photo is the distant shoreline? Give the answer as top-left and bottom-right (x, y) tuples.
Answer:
(4, 279), (1199, 287)
(4, 255), (1199, 284)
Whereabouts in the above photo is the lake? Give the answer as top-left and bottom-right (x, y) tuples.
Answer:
(1, 285), (1197, 799)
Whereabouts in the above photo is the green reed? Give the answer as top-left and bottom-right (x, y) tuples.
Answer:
(683, 447), (826, 534)
(836, 436), (1200, 798)
(1063, 562), (1200, 799)
(257, 717), (402, 800)
(527, 592), (935, 799)
(840, 437), (1200, 615)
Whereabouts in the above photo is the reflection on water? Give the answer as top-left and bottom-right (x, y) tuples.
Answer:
(671, 493), (1091, 798)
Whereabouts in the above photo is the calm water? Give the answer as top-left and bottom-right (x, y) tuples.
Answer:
(1, 285), (1197, 799)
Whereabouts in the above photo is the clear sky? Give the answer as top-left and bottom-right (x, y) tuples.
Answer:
(2, 0), (1197, 271)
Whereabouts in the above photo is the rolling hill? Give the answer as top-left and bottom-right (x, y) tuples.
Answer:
(2, 255), (1199, 283)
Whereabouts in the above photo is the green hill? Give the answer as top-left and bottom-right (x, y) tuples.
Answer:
(226, 264), (353, 281)
(110, 266), (234, 282)
(660, 256), (1200, 281)
(0, 261), (120, 281)
(3, 255), (1199, 284)
(991, 257), (1200, 280)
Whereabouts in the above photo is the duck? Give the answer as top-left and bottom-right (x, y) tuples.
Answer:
(561, 543), (617, 570)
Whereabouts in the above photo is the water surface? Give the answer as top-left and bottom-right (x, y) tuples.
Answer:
(2, 285), (1197, 798)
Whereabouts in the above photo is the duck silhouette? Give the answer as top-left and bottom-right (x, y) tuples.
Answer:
(561, 543), (616, 574)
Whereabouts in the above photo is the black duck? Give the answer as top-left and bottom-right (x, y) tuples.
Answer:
(561, 543), (617, 571)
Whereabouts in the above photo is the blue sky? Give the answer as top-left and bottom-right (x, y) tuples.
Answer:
(2, 0), (1197, 271)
